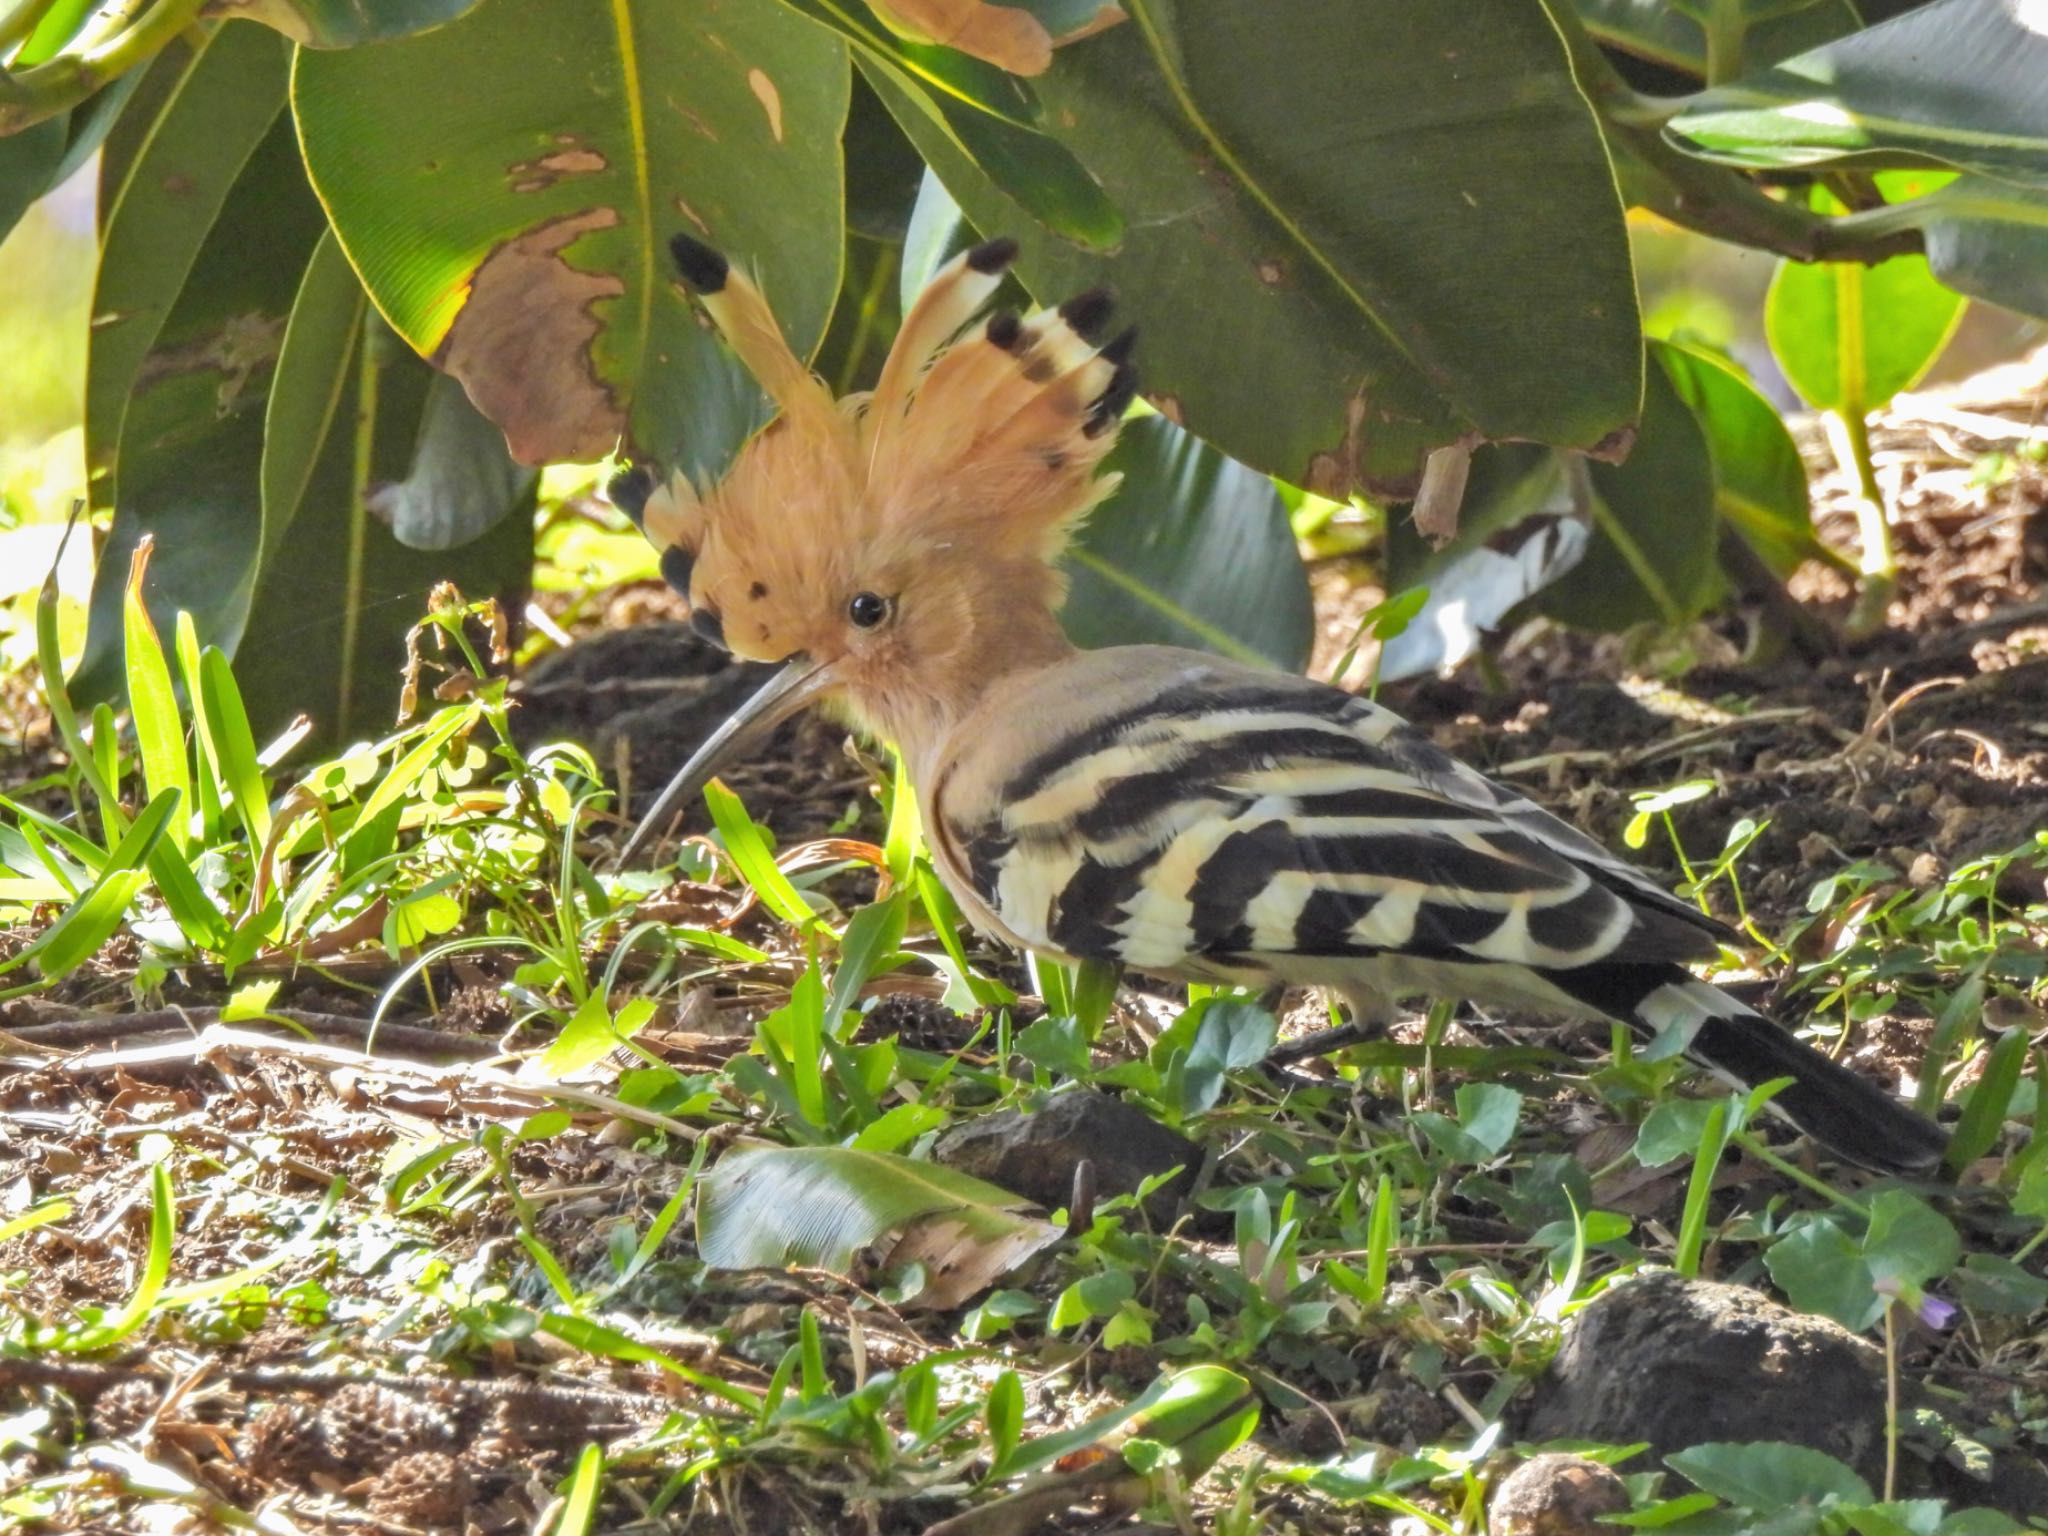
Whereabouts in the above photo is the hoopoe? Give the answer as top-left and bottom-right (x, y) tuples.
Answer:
(612, 232), (1948, 1178)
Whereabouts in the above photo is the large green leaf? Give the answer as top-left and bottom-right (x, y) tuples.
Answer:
(1765, 249), (1964, 411)
(75, 114), (326, 704)
(1666, 0), (2048, 187)
(1537, 355), (1719, 631)
(1654, 338), (1821, 575)
(1841, 174), (2048, 321)
(293, 0), (849, 476)
(239, 237), (534, 743)
(207, 0), (485, 47)
(778, 0), (1041, 128)
(859, 53), (1120, 247)
(1571, 0), (1862, 79)
(0, 114), (65, 247)
(870, 0), (1642, 499)
(84, 22), (291, 506)
(1667, 1442), (1874, 1509)
(697, 1142), (1060, 1304)
(1059, 414), (1312, 671)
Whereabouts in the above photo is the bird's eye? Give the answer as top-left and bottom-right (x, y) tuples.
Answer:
(847, 592), (891, 629)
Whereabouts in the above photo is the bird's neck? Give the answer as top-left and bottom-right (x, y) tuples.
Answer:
(853, 599), (1075, 786)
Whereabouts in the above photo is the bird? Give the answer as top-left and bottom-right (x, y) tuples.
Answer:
(610, 230), (1949, 1178)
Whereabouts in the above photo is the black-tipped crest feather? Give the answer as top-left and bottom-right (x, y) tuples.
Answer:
(669, 233), (730, 293)
(966, 237), (1020, 274)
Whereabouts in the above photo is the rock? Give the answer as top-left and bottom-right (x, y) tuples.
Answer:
(934, 1090), (1202, 1225)
(1520, 1270), (2048, 1519)
(1522, 1270), (1889, 1482)
(1489, 1453), (1630, 1536)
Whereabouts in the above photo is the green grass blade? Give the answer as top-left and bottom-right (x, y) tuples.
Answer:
(703, 780), (814, 929)
(356, 704), (476, 827)
(0, 790), (179, 981)
(198, 647), (274, 849)
(122, 538), (193, 852)
(538, 1314), (762, 1411)
(884, 751), (921, 886)
(1, 804), (97, 884)
(89, 701), (122, 828)
(1674, 1099), (1730, 1278)
(1947, 1026), (2030, 1174)
(58, 1163), (174, 1352)
(144, 836), (228, 952)
(556, 1443), (605, 1535)
(0, 1201), (72, 1244)
(158, 1180), (343, 1306)
(36, 508), (124, 844)
(174, 613), (226, 845)
(1365, 1171), (1396, 1305)
(827, 891), (908, 1032)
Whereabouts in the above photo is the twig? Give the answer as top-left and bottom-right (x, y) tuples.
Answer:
(0, 1354), (667, 1421)
(14, 1024), (706, 1139)
(2, 1007), (500, 1059)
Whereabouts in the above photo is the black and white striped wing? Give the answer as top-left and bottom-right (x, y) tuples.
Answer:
(941, 661), (1726, 987)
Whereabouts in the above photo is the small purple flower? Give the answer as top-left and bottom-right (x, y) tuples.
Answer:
(1872, 1274), (1957, 1330)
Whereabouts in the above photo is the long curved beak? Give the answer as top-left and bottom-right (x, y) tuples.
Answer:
(611, 657), (835, 868)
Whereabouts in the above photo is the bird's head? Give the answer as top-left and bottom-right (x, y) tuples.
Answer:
(612, 232), (1136, 862)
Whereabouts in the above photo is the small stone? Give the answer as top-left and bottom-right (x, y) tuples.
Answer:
(934, 1090), (1202, 1224)
(1489, 1453), (1631, 1536)
(1797, 831), (1838, 869)
(1906, 852), (1944, 888)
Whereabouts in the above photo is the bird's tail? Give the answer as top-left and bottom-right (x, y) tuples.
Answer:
(1557, 964), (1950, 1177)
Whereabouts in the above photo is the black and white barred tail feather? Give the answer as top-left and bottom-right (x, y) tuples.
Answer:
(930, 647), (1949, 1178)
(1550, 963), (1949, 1176)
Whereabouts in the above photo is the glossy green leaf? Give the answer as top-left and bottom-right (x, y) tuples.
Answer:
(367, 373), (539, 551)
(1667, 0), (2048, 187)
(779, 0), (1040, 128)
(261, 228), (364, 567)
(1667, 1441), (1873, 1509)
(210, 0), (485, 47)
(1655, 339), (1821, 575)
(1569, 0), (1861, 78)
(861, 53), (1120, 248)
(293, 0), (848, 475)
(1060, 415), (1313, 671)
(76, 113), (328, 706)
(697, 1142), (1058, 1276)
(0, 114), (65, 247)
(1850, 174), (2048, 322)
(879, 0), (1640, 497)
(1766, 251), (1965, 412)
(85, 23), (291, 505)
(1125, 1364), (1259, 1482)
(235, 276), (536, 746)
(1537, 357), (1719, 630)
